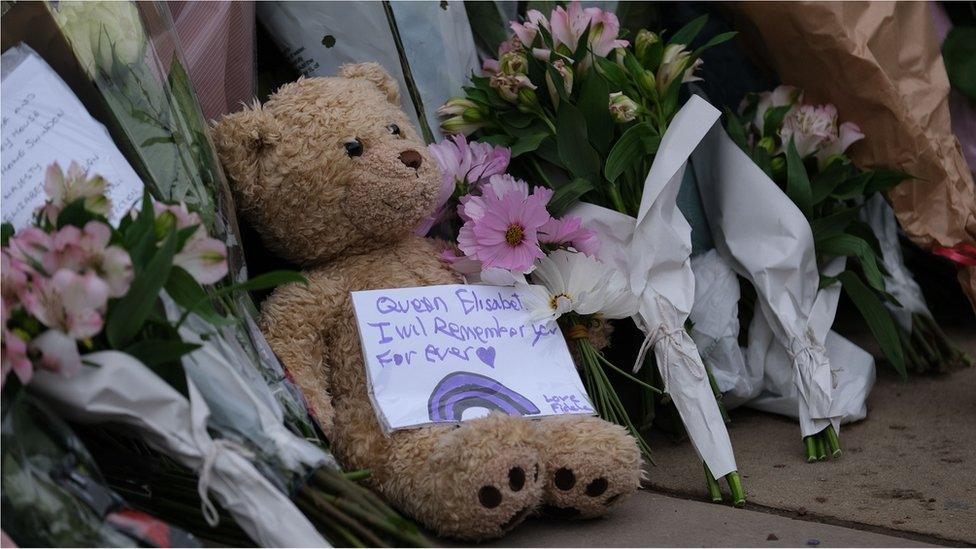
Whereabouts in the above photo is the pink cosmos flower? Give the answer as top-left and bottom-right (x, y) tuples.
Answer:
(153, 203), (229, 285)
(539, 216), (600, 256)
(418, 136), (512, 235)
(39, 162), (111, 224)
(457, 176), (553, 272)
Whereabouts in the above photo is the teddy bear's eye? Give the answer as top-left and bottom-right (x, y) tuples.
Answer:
(344, 139), (364, 158)
(387, 124), (401, 136)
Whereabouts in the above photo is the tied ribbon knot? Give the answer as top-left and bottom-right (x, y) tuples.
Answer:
(932, 243), (976, 267)
(197, 438), (255, 527)
(633, 324), (706, 393)
(786, 334), (835, 409)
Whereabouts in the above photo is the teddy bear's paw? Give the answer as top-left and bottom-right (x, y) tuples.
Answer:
(533, 415), (641, 519)
(425, 413), (545, 540)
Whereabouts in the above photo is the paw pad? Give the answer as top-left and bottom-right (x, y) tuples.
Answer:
(478, 485), (502, 508)
(554, 467), (576, 490)
(508, 467), (526, 491)
(585, 477), (608, 497)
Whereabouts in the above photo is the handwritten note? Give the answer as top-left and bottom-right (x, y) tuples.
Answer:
(1, 44), (143, 229)
(352, 284), (595, 431)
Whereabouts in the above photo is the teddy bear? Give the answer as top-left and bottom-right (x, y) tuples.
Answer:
(212, 63), (641, 540)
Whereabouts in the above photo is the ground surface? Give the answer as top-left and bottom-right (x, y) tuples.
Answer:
(438, 326), (975, 547)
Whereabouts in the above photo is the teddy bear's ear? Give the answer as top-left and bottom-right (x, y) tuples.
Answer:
(338, 62), (400, 105)
(212, 100), (281, 200)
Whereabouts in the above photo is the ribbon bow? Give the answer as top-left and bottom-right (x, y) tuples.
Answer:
(197, 438), (255, 527)
(786, 334), (833, 413)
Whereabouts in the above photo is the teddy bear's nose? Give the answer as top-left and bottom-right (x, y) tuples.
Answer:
(399, 150), (423, 170)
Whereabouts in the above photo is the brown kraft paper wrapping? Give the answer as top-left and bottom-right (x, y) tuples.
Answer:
(728, 1), (976, 310)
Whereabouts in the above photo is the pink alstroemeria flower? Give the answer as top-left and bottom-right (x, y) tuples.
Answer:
(780, 103), (840, 158)
(153, 203), (229, 285)
(1, 301), (32, 385)
(742, 85), (801, 137)
(23, 269), (110, 340)
(29, 329), (83, 378)
(39, 161), (111, 224)
(457, 175), (553, 272)
(815, 121), (865, 169)
(539, 216), (600, 256)
(586, 8), (628, 57)
(49, 222), (133, 297)
(7, 227), (57, 275)
(511, 9), (549, 49)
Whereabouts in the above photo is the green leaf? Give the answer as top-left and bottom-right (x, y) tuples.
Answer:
(478, 134), (514, 147)
(463, 1), (509, 55)
(210, 270), (307, 299)
(106, 228), (178, 348)
(863, 169), (912, 195)
(669, 14), (708, 46)
(942, 26), (976, 103)
(831, 171), (872, 200)
(164, 266), (227, 325)
(785, 139), (813, 218)
(141, 135), (176, 147)
(752, 146), (773, 178)
(724, 108), (749, 152)
(124, 339), (201, 368)
(810, 158), (852, 204)
(1, 223), (13, 246)
(55, 199), (99, 229)
(692, 31), (737, 59)
(817, 233), (886, 293)
(604, 122), (654, 183)
(810, 207), (858, 241)
(547, 178), (594, 216)
(762, 105), (792, 139)
(556, 103), (601, 183)
(511, 133), (549, 158)
(578, 73), (613, 156)
(837, 270), (906, 380)
(594, 56), (630, 91)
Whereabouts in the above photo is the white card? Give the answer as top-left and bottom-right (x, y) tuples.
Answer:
(1, 44), (143, 229)
(351, 284), (594, 431)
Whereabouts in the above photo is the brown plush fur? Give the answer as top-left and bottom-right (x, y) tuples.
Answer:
(212, 63), (640, 541)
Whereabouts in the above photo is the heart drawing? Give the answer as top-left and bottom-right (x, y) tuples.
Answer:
(475, 346), (496, 368)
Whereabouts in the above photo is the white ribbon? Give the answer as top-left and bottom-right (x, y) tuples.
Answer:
(634, 325), (707, 393)
(198, 438), (256, 527)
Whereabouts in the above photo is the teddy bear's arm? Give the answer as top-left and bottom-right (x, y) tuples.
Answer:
(259, 270), (345, 434)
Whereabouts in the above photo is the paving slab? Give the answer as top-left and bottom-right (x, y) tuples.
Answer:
(453, 491), (933, 547)
(643, 326), (976, 545)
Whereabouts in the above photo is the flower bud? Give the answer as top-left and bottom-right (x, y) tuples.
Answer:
(154, 210), (177, 240)
(635, 29), (660, 62)
(770, 156), (787, 179)
(437, 97), (478, 118)
(517, 88), (539, 110)
(499, 51), (529, 75)
(441, 115), (484, 136)
(639, 69), (656, 96)
(462, 107), (485, 122)
(609, 92), (639, 123)
(758, 136), (776, 154)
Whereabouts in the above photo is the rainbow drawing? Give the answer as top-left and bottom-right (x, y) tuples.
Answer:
(427, 371), (540, 422)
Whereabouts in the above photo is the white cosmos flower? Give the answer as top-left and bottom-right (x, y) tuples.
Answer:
(516, 250), (636, 322)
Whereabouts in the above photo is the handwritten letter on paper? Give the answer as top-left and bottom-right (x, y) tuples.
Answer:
(1, 45), (143, 228)
(352, 284), (594, 431)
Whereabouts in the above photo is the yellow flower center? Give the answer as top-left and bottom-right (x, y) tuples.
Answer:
(505, 224), (525, 246)
(549, 293), (572, 311)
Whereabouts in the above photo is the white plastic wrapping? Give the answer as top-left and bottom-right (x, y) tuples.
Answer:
(257, 0), (478, 140)
(571, 95), (738, 478)
(861, 194), (932, 332)
(691, 120), (877, 438)
(29, 351), (328, 548)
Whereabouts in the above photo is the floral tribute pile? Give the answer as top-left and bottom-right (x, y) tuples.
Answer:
(427, 2), (745, 505)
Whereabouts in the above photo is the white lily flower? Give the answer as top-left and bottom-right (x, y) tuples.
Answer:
(516, 250), (636, 322)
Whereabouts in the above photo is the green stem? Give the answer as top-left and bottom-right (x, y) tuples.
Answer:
(343, 469), (372, 482)
(803, 436), (817, 463)
(824, 425), (842, 458)
(592, 348), (663, 394)
(528, 157), (555, 190)
(704, 463), (723, 503)
(815, 433), (828, 461)
(607, 182), (629, 215)
(725, 471), (746, 507)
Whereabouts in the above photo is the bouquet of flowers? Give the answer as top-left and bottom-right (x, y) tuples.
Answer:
(434, 2), (745, 506)
(721, 85), (969, 459)
(1, 165), (429, 547)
